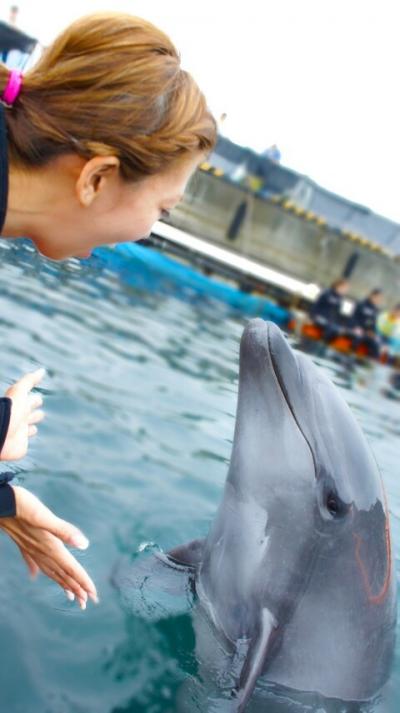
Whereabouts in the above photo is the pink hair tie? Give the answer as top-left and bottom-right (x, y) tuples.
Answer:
(1, 70), (23, 105)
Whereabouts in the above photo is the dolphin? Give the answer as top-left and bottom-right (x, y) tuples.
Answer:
(118, 319), (397, 711)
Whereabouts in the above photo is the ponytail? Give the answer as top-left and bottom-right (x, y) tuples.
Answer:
(2, 13), (217, 179)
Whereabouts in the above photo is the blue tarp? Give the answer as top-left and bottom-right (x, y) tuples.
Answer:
(95, 242), (292, 327)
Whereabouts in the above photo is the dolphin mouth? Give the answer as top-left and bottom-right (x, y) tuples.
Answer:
(268, 323), (318, 476)
(241, 319), (317, 474)
(241, 318), (300, 410)
(242, 318), (293, 360)
(241, 319), (295, 371)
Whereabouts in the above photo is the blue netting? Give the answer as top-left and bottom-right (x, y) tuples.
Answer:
(94, 243), (292, 327)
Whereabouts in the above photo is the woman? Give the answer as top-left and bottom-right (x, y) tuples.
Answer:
(0, 12), (216, 609)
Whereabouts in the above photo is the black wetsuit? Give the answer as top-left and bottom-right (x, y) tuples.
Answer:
(0, 103), (16, 517)
(352, 298), (378, 332)
(310, 287), (344, 343)
(352, 298), (381, 358)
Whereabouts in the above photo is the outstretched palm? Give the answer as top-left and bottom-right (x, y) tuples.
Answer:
(0, 486), (98, 609)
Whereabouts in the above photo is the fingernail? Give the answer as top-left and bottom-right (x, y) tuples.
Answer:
(80, 599), (87, 611)
(73, 534), (89, 550)
(91, 592), (99, 605)
(65, 590), (75, 602)
(35, 367), (46, 376)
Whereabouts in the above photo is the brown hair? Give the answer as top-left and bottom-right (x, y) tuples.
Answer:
(331, 278), (349, 290)
(0, 13), (217, 179)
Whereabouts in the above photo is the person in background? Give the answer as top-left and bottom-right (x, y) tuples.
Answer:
(9, 5), (19, 26)
(351, 288), (384, 359)
(0, 12), (216, 608)
(218, 112), (228, 135)
(310, 278), (350, 343)
(377, 303), (400, 349)
(262, 143), (281, 163)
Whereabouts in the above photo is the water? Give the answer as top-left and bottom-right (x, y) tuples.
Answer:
(0, 238), (399, 713)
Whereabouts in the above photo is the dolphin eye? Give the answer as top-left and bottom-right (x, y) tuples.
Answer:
(327, 494), (339, 515)
(326, 491), (346, 518)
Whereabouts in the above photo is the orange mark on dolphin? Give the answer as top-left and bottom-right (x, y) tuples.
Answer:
(354, 488), (392, 605)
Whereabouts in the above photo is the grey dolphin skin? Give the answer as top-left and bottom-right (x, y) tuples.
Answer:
(123, 319), (397, 711)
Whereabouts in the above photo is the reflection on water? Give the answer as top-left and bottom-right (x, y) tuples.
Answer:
(0, 239), (399, 713)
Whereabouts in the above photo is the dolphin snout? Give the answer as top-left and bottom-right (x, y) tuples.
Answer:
(241, 320), (299, 394)
(241, 318), (269, 351)
(241, 320), (290, 354)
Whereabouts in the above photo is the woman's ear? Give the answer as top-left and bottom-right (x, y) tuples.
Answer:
(76, 156), (120, 207)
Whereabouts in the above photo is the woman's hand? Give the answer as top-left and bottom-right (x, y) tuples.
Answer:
(1, 368), (45, 461)
(0, 486), (98, 609)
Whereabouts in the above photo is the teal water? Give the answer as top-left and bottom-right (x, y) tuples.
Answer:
(0, 238), (399, 713)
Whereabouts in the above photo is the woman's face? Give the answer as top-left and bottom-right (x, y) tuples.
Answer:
(31, 154), (201, 261)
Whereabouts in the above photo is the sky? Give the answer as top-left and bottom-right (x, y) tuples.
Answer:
(1, 0), (400, 223)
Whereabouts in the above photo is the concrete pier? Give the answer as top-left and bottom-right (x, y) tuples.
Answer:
(169, 170), (400, 304)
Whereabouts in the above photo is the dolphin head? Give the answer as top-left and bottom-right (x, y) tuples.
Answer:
(198, 319), (396, 702)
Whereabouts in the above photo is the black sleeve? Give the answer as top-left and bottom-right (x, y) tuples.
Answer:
(352, 301), (366, 328)
(0, 398), (16, 517)
(0, 483), (16, 517)
(352, 302), (376, 332)
(350, 303), (361, 328)
(0, 397), (12, 454)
